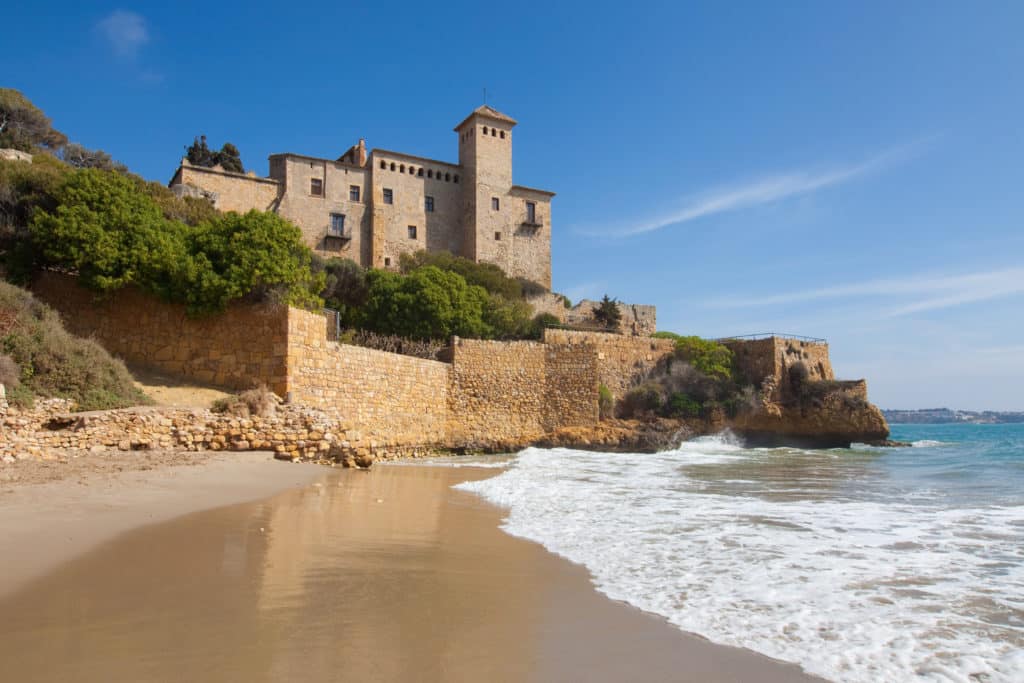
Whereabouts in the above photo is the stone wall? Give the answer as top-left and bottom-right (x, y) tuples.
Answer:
(285, 307), (450, 447)
(542, 329), (675, 400)
(31, 273), (288, 394)
(563, 299), (658, 336)
(446, 337), (598, 449)
(723, 337), (835, 387)
(171, 162), (281, 214)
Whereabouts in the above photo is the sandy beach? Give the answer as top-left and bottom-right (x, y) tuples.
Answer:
(0, 458), (821, 682)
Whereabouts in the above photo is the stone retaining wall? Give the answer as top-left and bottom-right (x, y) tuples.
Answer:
(543, 328), (675, 400)
(32, 273), (288, 393)
(285, 307), (450, 447)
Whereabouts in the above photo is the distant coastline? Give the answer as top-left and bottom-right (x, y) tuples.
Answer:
(884, 408), (1024, 424)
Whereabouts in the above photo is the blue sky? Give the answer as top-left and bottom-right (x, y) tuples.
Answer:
(6, 2), (1023, 410)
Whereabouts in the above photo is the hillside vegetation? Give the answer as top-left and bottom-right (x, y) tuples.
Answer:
(0, 280), (149, 410)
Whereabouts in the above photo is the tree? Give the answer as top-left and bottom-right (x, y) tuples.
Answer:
(186, 136), (244, 173)
(30, 168), (183, 294)
(59, 142), (128, 173)
(184, 210), (324, 314)
(593, 294), (622, 330)
(358, 266), (490, 340)
(321, 257), (369, 326)
(0, 89), (67, 153)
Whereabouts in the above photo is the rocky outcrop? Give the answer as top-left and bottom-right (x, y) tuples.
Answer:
(0, 148), (33, 163)
(730, 379), (889, 448)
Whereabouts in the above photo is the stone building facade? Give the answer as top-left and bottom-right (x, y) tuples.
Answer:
(169, 106), (554, 288)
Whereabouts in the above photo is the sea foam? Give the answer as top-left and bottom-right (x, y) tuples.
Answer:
(456, 438), (1024, 683)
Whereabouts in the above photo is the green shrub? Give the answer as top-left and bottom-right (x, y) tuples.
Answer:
(399, 250), (523, 300)
(672, 335), (734, 381)
(598, 383), (614, 419)
(0, 280), (150, 410)
(663, 392), (702, 418)
(593, 294), (622, 330)
(528, 312), (561, 340)
(620, 382), (665, 418)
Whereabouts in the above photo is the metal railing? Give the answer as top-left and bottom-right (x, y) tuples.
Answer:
(323, 308), (342, 342)
(715, 333), (827, 344)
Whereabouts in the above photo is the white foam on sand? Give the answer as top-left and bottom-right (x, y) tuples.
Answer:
(456, 439), (1024, 683)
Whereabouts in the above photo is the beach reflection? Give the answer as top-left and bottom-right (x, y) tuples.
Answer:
(0, 466), (537, 682)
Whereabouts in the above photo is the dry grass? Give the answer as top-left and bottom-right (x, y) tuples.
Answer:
(210, 386), (280, 418)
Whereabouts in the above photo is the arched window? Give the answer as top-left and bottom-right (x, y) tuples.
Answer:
(390, 162), (396, 171)
(380, 160), (386, 169)
(483, 126), (488, 135)
(427, 169), (433, 179)
(410, 166), (416, 175)
(444, 172), (451, 182)
(400, 164), (405, 173)
(453, 175), (459, 183)
(500, 131), (505, 139)
(417, 168), (424, 177)
(491, 128), (497, 137)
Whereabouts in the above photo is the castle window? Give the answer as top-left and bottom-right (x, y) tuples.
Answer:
(444, 172), (451, 182)
(491, 197), (500, 211)
(390, 162), (396, 171)
(526, 201), (536, 223)
(310, 178), (323, 196)
(494, 231), (501, 241)
(491, 128), (497, 137)
(379, 160), (386, 169)
(400, 164), (405, 173)
(349, 185), (360, 202)
(384, 257), (391, 267)
(500, 131), (506, 139)
(427, 169), (433, 179)
(409, 166), (415, 175)
(483, 126), (489, 135)
(425, 196), (435, 212)
(408, 225), (417, 239)
(383, 188), (393, 204)
(454, 175), (459, 183)
(329, 213), (346, 236)
(417, 168), (424, 177)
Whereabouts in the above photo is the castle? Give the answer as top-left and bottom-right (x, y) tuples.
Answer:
(169, 106), (554, 288)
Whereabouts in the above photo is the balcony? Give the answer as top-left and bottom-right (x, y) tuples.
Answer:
(520, 218), (543, 231)
(325, 226), (352, 242)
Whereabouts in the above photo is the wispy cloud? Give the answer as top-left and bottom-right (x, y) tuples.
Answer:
(97, 10), (150, 59)
(585, 140), (930, 237)
(710, 267), (1024, 317)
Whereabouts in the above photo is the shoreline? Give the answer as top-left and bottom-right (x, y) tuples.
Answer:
(0, 458), (821, 681)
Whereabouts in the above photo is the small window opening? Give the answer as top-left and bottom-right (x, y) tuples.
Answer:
(444, 172), (450, 181)
(329, 213), (346, 236)
(310, 178), (323, 196)
(425, 196), (435, 212)
(491, 197), (500, 211)
(400, 164), (405, 173)
(454, 175), (459, 183)
(500, 131), (505, 139)
(380, 160), (386, 169)
(390, 162), (396, 171)
(349, 185), (360, 202)
(384, 257), (391, 267)
(408, 225), (417, 239)
(526, 201), (536, 223)
(491, 128), (497, 137)
(427, 169), (433, 178)
(483, 126), (489, 135)
(383, 188), (393, 204)
(494, 231), (501, 241)
(417, 168), (424, 177)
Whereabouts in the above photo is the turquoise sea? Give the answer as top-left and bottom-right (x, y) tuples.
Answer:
(457, 423), (1024, 682)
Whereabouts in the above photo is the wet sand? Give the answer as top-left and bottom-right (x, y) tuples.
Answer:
(0, 462), (821, 682)
(0, 451), (325, 598)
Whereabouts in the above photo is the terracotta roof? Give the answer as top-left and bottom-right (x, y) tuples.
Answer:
(453, 105), (518, 131)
